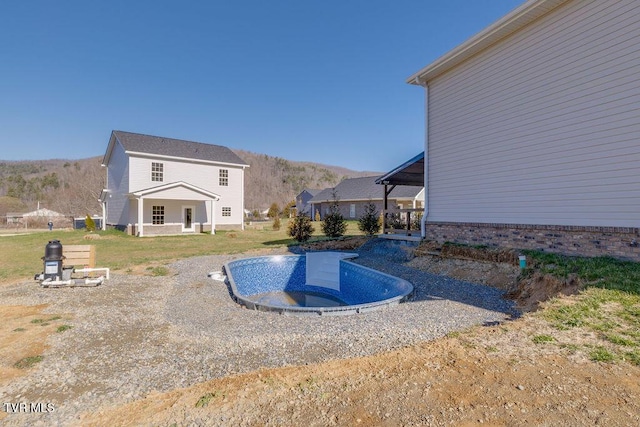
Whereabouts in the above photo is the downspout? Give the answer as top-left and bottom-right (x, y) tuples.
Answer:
(241, 166), (246, 231)
(419, 80), (429, 238)
(101, 199), (106, 231)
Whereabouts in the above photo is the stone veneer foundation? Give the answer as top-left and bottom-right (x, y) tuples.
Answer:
(424, 222), (640, 261)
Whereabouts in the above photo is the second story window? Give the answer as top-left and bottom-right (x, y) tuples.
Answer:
(152, 162), (164, 182)
(219, 169), (228, 186)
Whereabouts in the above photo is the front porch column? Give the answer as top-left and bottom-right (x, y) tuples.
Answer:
(210, 199), (216, 235)
(137, 197), (144, 237)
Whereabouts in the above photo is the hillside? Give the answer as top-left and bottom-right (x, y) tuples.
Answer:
(0, 152), (380, 220)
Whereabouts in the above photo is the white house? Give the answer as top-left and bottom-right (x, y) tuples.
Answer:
(100, 130), (249, 236)
(405, 0), (640, 259)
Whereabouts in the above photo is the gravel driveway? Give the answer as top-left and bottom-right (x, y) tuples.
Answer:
(0, 242), (517, 426)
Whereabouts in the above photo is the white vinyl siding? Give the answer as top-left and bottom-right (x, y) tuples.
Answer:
(427, 0), (640, 227)
(105, 140), (130, 226)
(127, 156), (244, 226)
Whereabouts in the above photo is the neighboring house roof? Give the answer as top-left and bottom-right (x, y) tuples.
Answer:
(299, 189), (322, 197)
(103, 130), (249, 167)
(407, 0), (568, 84)
(310, 176), (422, 204)
(296, 188), (322, 201)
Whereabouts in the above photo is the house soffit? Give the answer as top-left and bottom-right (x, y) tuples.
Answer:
(127, 151), (248, 169)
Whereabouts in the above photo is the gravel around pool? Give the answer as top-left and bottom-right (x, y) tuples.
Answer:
(0, 241), (518, 426)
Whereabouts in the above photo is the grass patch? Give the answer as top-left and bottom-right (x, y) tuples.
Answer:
(195, 391), (223, 408)
(522, 251), (640, 295)
(14, 355), (44, 369)
(0, 221), (366, 283)
(540, 287), (640, 366)
(56, 325), (73, 333)
(30, 318), (45, 324)
(589, 346), (616, 363)
(532, 334), (555, 344)
(623, 350), (640, 366)
(146, 266), (170, 276)
(12, 328), (26, 332)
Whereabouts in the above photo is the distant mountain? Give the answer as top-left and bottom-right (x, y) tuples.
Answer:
(0, 152), (380, 218)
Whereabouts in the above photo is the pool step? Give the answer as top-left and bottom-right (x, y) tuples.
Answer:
(305, 252), (358, 291)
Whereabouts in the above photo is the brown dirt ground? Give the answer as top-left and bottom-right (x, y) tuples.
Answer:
(3, 239), (640, 426)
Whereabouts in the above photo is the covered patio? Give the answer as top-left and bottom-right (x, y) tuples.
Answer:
(375, 152), (425, 240)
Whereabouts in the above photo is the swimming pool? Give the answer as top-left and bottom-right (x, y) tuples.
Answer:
(223, 252), (414, 316)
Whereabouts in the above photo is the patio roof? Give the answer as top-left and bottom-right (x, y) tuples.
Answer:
(375, 152), (424, 187)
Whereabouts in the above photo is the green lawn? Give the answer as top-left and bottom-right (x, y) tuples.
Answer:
(0, 219), (365, 283)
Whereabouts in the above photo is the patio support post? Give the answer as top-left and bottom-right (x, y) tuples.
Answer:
(382, 183), (396, 234)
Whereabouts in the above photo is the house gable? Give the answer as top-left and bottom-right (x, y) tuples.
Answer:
(130, 181), (221, 201)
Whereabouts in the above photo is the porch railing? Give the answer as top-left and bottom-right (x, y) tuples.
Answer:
(382, 208), (423, 237)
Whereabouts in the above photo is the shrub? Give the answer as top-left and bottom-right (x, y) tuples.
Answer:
(272, 216), (281, 231)
(358, 201), (380, 236)
(288, 214), (314, 242)
(321, 189), (347, 238)
(267, 203), (280, 219)
(314, 210), (321, 221)
(85, 214), (96, 232)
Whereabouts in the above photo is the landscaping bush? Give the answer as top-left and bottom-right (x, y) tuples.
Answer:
(272, 216), (281, 231)
(267, 203), (280, 219)
(321, 190), (347, 238)
(288, 214), (314, 242)
(358, 201), (380, 236)
(85, 215), (96, 232)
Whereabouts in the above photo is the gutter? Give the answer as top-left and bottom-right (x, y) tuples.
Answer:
(420, 82), (429, 238)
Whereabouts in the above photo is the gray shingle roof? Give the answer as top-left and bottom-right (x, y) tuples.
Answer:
(309, 176), (422, 203)
(112, 130), (248, 166)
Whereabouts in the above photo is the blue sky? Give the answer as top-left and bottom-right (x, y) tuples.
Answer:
(1, 0), (523, 172)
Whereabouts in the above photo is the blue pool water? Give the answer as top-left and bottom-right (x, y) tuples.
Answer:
(223, 253), (414, 316)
